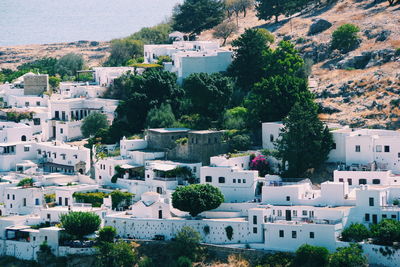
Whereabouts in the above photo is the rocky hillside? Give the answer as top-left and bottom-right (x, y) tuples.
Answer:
(0, 40), (110, 70)
(201, 0), (400, 129)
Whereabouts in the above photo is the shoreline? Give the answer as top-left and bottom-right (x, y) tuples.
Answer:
(0, 40), (111, 70)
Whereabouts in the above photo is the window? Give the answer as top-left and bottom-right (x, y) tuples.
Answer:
(60, 128), (63, 134)
(310, 232), (315, 239)
(243, 179), (246, 183)
(270, 134), (274, 142)
(369, 197), (374, 206)
(47, 214), (51, 219)
(35, 199), (39, 205)
(293, 210), (297, 217)
(59, 197), (62, 206)
(339, 178), (344, 182)
(7, 194), (9, 200)
(21, 135), (27, 142)
(302, 210), (307, 216)
(33, 118), (41, 125)
(279, 230), (284, 238)
(12, 195), (15, 200)
(359, 179), (367, 185)
(253, 215), (257, 224)
(205, 176), (212, 182)
(372, 179), (380, 185)
(384, 145), (390, 152)
(332, 143), (336, 149)
(238, 179), (241, 183)
(36, 101), (41, 106)
(376, 145), (382, 152)
(398, 152), (400, 158)
(25, 102), (29, 107)
(355, 145), (361, 152)
(193, 167), (197, 173)
(23, 198), (27, 206)
(382, 214), (387, 218)
(391, 214), (396, 219)
(286, 196), (290, 201)
(347, 179), (353, 186)
(24, 146), (30, 152)
(277, 210), (282, 217)
(292, 231), (297, 238)
(365, 213), (370, 222)
(253, 227), (257, 234)
(218, 177), (225, 183)
(233, 179), (236, 183)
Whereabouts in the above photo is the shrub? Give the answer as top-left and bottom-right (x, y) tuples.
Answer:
(228, 133), (252, 152)
(293, 244), (329, 267)
(73, 192), (108, 207)
(331, 24), (360, 53)
(341, 223), (370, 242)
(393, 199), (400, 206)
(39, 241), (52, 254)
(110, 190), (134, 210)
(203, 225), (210, 235)
(370, 219), (400, 245)
(173, 227), (201, 260)
(17, 178), (34, 187)
(97, 226), (117, 243)
(138, 256), (154, 267)
(329, 243), (367, 267)
(60, 212), (101, 239)
(250, 154), (270, 177)
(44, 193), (55, 203)
(395, 48), (400, 56)
(177, 256), (192, 267)
(225, 226), (234, 240)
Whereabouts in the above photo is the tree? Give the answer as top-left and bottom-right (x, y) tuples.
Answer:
(183, 73), (234, 121)
(223, 106), (248, 130)
(110, 190), (134, 210)
(341, 223), (370, 242)
(17, 178), (34, 187)
(245, 74), (312, 123)
(105, 39), (144, 66)
(275, 99), (334, 177)
(128, 23), (172, 44)
(331, 24), (360, 53)
(48, 76), (61, 90)
(329, 244), (368, 267)
(172, 0), (226, 37)
(18, 57), (58, 76)
(177, 256), (193, 267)
(60, 212), (101, 239)
(228, 133), (252, 151)
(96, 241), (138, 267)
(255, 0), (295, 23)
(173, 227), (201, 260)
(172, 184), (224, 217)
(81, 112), (109, 138)
(370, 219), (400, 245)
(97, 226), (117, 243)
(213, 21), (239, 46)
(55, 53), (84, 78)
(228, 28), (274, 91)
(293, 244), (330, 267)
(145, 103), (176, 128)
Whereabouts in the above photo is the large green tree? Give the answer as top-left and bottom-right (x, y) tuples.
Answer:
(55, 53), (84, 78)
(255, 0), (296, 23)
(60, 212), (101, 239)
(331, 24), (360, 53)
(183, 72), (234, 121)
(341, 223), (370, 242)
(172, 184), (224, 217)
(275, 99), (333, 177)
(228, 28), (274, 91)
(105, 39), (144, 66)
(172, 0), (226, 37)
(96, 241), (138, 267)
(81, 112), (109, 138)
(245, 74), (311, 123)
(370, 219), (400, 245)
(145, 103), (176, 129)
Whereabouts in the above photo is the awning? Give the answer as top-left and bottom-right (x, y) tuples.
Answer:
(120, 164), (138, 169)
(153, 164), (176, 172)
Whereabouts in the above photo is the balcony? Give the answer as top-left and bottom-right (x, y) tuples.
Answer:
(267, 216), (342, 225)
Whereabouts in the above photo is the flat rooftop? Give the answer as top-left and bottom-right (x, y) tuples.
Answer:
(148, 128), (190, 133)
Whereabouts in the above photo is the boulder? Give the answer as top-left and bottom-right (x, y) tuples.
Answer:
(308, 19), (332, 35)
(376, 30), (391, 42)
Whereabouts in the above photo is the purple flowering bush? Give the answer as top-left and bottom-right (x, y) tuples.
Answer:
(250, 155), (270, 177)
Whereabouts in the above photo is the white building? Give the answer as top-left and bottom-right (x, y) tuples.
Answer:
(201, 154), (259, 203)
(144, 41), (232, 83)
(93, 67), (135, 87)
(48, 97), (118, 141)
(59, 82), (107, 98)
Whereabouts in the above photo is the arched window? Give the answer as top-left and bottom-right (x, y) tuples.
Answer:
(21, 135), (27, 141)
